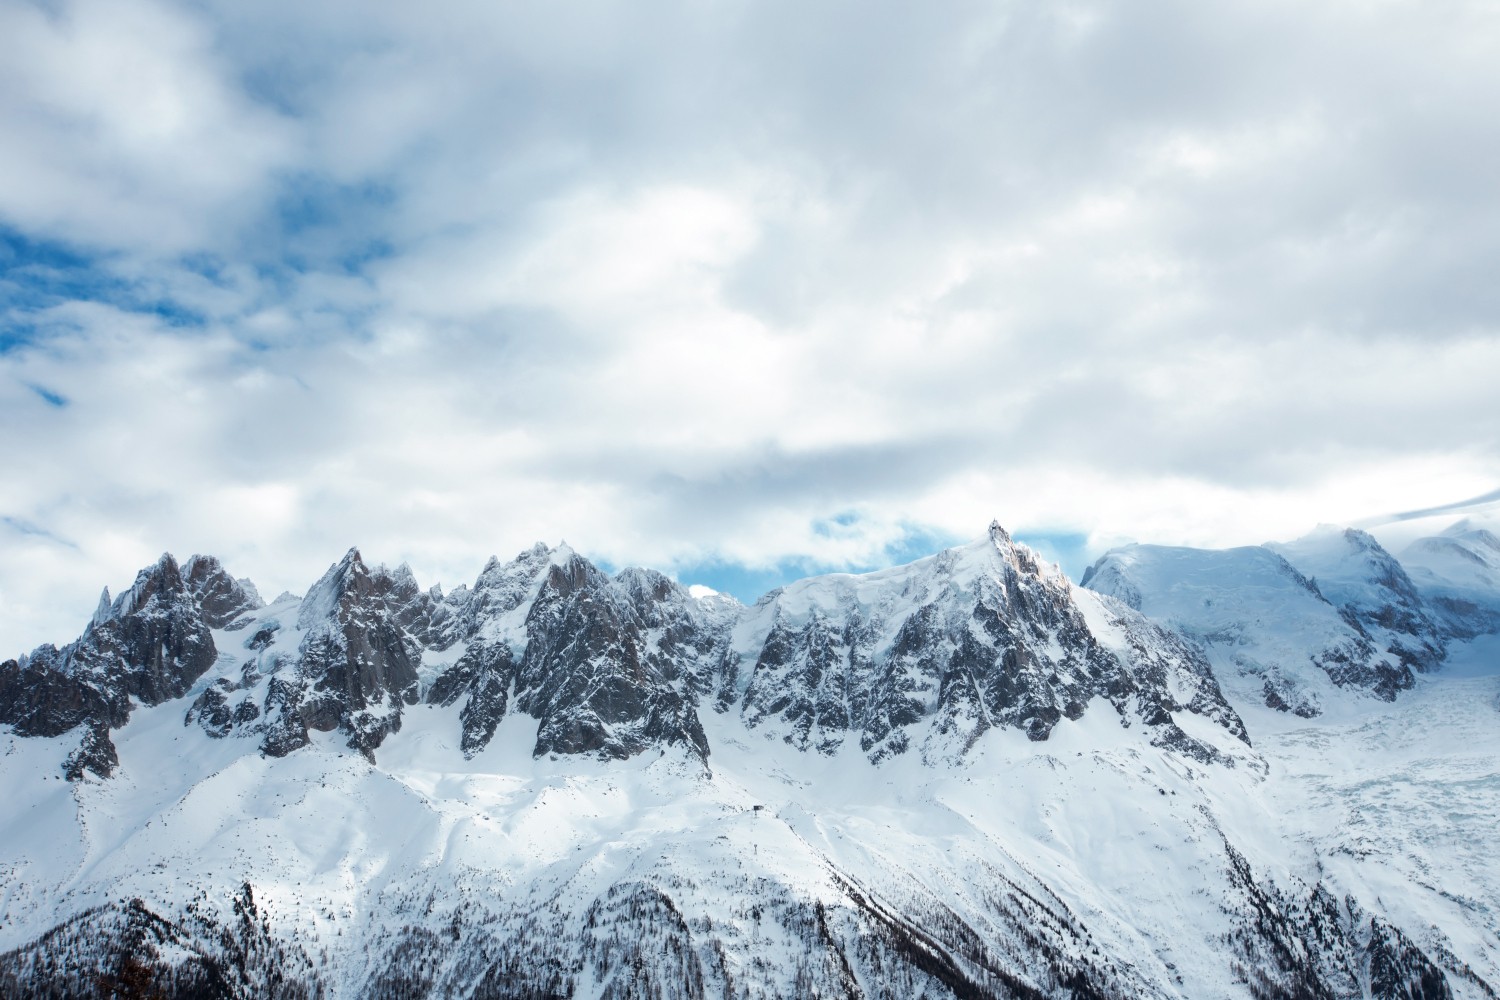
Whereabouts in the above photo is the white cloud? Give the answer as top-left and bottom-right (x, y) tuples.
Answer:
(0, 0), (295, 252)
(2, 0), (1499, 653)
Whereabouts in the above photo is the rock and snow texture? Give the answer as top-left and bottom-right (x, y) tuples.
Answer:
(1269, 525), (1447, 673)
(0, 553), (221, 777)
(1082, 542), (1420, 717)
(728, 523), (1246, 765)
(0, 520), (1496, 998)
(12, 524), (1240, 777)
(1401, 520), (1500, 638)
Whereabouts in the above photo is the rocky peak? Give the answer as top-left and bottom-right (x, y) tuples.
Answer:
(183, 555), (264, 629)
(464, 544), (555, 630)
(297, 547), (368, 630)
(263, 548), (424, 761)
(89, 588), (113, 631)
(389, 562), (420, 600)
(424, 545), (714, 763)
(541, 545), (596, 599)
(735, 528), (1247, 762)
(516, 550), (708, 761)
(108, 553), (188, 621)
(1, 552), (217, 777)
(614, 566), (678, 607)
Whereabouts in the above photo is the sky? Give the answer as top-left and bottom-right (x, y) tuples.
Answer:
(2, 0), (1499, 654)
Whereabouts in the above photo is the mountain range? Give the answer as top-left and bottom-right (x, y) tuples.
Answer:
(1, 518), (1497, 998)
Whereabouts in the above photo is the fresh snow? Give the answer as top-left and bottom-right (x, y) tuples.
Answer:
(1, 521), (1498, 997)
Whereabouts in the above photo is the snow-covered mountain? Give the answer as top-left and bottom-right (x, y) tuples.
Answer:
(1080, 540), (1414, 718)
(1269, 525), (1447, 672)
(1400, 520), (1500, 638)
(1, 522), (1497, 998)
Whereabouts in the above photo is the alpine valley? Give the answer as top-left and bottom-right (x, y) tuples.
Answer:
(2, 519), (1498, 999)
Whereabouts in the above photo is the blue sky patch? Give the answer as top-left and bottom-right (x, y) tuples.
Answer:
(649, 522), (970, 604)
(270, 174), (397, 277)
(0, 225), (207, 342)
(1012, 530), (1095, 581)
(24, 383), (68, 408)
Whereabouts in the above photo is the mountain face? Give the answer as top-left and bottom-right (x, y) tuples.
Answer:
(729, 524), (1246, 764)
(1, 522), (1497, 998)
(0, 554), (240, 778)
(27, 524), (1247, 775)
(1081, 538), (1439, 717)
(1080, 523), (1495, 721)
(1269, 526), (1447, 673)
(1400, 521), (1500, 638)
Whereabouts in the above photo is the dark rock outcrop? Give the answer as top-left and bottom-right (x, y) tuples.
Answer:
(259, 548), (423, 760)
(1, 554), (219, 778)
(740, 524), (1247, 762)
(4, 526), (1255, 774)
(62, 721), (119, 781)
(183, 555), (263, 629)
(429, 549), (713, 762)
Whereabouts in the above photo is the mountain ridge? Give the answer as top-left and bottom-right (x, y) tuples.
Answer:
(2, 523), (1255, 777)
(0, 519), (1496, 998)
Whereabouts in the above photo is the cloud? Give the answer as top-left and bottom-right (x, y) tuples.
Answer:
(1367, 487), (1500, 526)
(2, 0), (1499, 652)
(0, 0), (296, 254)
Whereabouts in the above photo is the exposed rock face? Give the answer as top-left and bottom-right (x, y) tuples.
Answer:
(169, 543), (717, 765)
(513, 555), (709, 760)
(4, 526), (1254, 773)
(736, 524), (1246, 763)
(0, 555), (218, 777)
(62, 721), (119, 781)
(88, 556), (220, 708)
(429, 548), (716, 762)
(431, 528), (1246, 768)
(258, 549), (424, 760)
(183, 555), (263, 629)
(0, 643), (127, 740)
(422, 546), (553, 754)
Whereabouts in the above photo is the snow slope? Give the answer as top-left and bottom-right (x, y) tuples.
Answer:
(0, 524), (1496, 998)
(1082, 542), (1416, 718)
(1269, 525), (1445, 673)
(1402, 521), (1500, 638)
